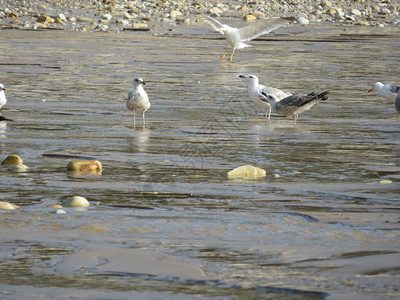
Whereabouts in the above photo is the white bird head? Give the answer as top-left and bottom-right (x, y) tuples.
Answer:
(0, 84), (6, 92)
(368, 82), (383, 93)
(239, 74), (259, 85)
(260, 92), (276, 103)
(133, 77), (145, 86)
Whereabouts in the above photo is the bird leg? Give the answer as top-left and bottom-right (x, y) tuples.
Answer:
(142, 111), (146, 130)
(265, 107), (271, 122)
(219, 50), (227, 60)
(133, 112), (136, 129)
(227, 49), (235, 62)
(293, 114), (298, 126)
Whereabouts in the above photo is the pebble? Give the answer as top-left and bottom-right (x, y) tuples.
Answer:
(67, 159), (102, 174)
(0, 1), (398, 32)
(379, 180), (392, 184)
(227, 165), (266, 179)
(297, 16), (310, 25)
(62, 196), (90, 208)
(0, 201), (19, 210)
(1, 154), (23, 166)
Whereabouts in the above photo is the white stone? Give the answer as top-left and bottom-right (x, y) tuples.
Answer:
(170, 10), (182, 19)
(380, 8), (391, 14)
(351, 9), (361, 16)
(58, 13), (67, 21)
(101, 13), (112, 21)
(297, 16), (309, 25)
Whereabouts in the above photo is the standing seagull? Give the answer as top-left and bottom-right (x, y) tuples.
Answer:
(201, 15), (295, 62)
(126, 77), (150, 129)
(0, 84), (7, 115)
(239, 74), (291, 121)
(369, 82), (400, 115)
(261, 91), (329, 125)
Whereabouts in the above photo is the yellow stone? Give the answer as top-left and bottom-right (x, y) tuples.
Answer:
(62, 196), (90, 208)
(1, 154), (23, 166)
(67, 160), (102, 173)
(227, 165), (266, 179)
(0, 201), (19, 210)
(47, 204), (63, 209)
(379, 180), (392, 184)
(244, 14), (257, 22)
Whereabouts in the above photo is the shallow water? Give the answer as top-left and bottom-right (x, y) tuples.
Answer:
(0, 23), (399, 299)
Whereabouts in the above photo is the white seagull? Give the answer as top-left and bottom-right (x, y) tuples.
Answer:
(239, 74), (291, 121)
(261, 91), (329, 125)
(201, 15), (295, 62)
(369, 82), (400, 115)
(368, 82), (400, 101)
(126, 78), (150, 129)
(0, 84), (7, 115)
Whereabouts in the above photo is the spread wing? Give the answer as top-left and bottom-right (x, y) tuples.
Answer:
(238, 17), (295, 42)
(201, 15), (224, 32)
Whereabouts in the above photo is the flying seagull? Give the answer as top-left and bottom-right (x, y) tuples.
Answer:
(0, 84), (7, 115)
(239, 74), (291, 121)
(126, 77), (151, 129)
(201, 15), (295, 62)
(261, 91), (329, 125)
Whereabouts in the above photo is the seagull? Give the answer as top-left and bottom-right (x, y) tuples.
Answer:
(261, 91), (329, 125)
(368, 82), (400, 101)
(369, 82), (400, 115)
(239, 74), (291, 121)
(0, 84), (7, 115)
(201, 15), (295, 62)
(126, 78), (150, 129)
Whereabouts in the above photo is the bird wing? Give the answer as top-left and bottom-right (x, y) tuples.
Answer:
(278, 91), (328, 108)
(201, 15), (225, 32)
(238, 17), (295, 42)
(261, 85), (291, 100)
(388, 84), (400, 94)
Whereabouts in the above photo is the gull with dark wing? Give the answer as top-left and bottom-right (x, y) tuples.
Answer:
(126, 77), (151, 129)
(239, 74), (291, 121)
(369, 82), (400, 115)
(261, 91), (329, 125)
(201, 15), (295, 62)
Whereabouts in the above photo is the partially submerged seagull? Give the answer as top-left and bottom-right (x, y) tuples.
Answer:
(126, 77), (150, 129)
(369, 82), (400, 115)
(201, 15), (295, 62)
(0, 84), (7, 115)
(261, 91), (329, 125)
(239, 74), (291, 121)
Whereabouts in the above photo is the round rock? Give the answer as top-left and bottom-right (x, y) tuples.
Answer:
(62, 196), (90, 208)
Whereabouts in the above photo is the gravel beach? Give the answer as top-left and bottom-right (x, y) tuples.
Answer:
(1, 0), (399, 33)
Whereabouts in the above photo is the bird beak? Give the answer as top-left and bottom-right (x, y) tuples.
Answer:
(142, 81), (146, 85)
(1, 88), (5, 91)
(368, 88), (372, 92)
(239, 75), (246, 79)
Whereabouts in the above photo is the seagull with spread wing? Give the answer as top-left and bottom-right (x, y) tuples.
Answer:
(201, 15), (295, 62)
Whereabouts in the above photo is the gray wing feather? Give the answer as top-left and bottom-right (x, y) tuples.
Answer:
(238, 17), (295, 42)
(388, 84), (400, 94)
